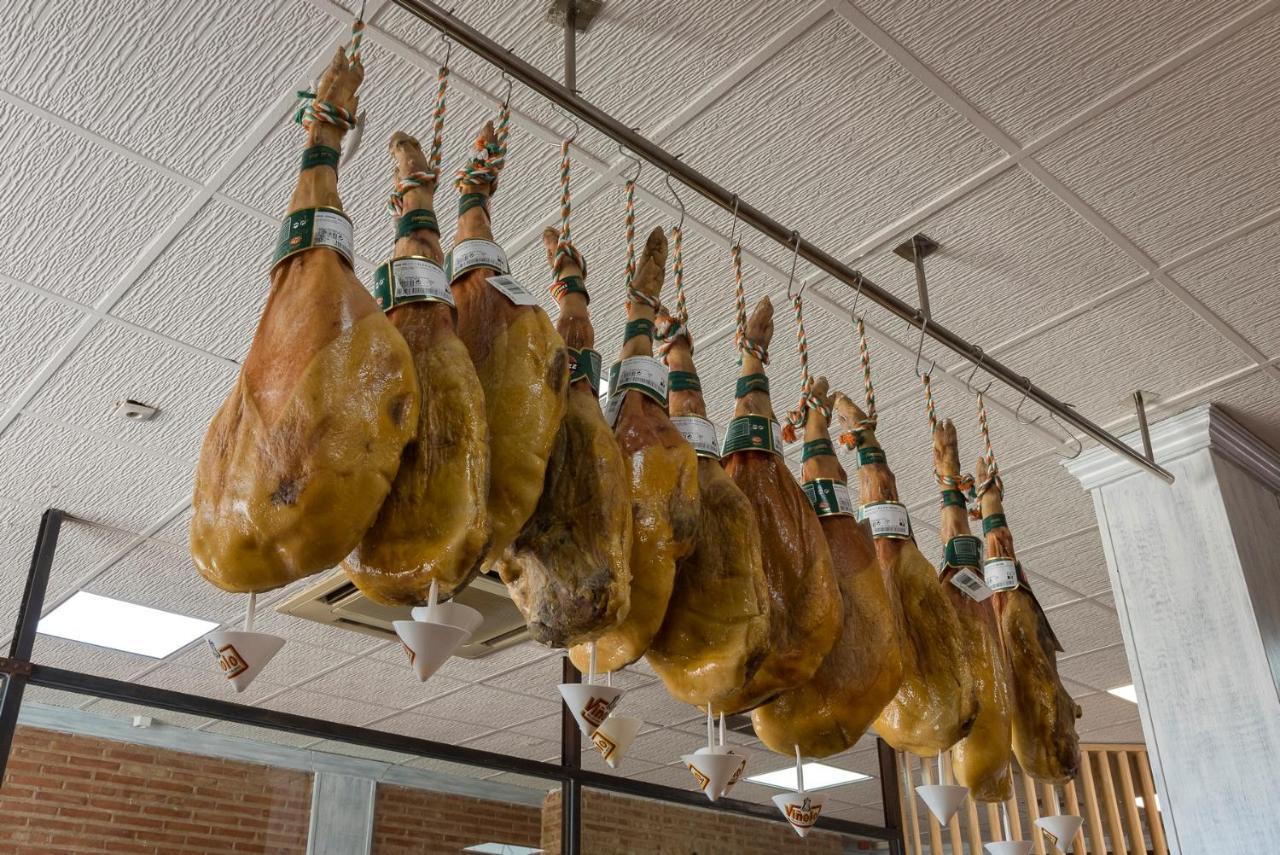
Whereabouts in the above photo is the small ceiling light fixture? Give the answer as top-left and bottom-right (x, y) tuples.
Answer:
(1107, 684), (1138, 703)
(39, 592), (217, 658)
(747, 761), (871, 792)
(115, 399), (159, 421)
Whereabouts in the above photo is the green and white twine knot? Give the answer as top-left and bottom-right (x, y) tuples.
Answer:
(970, 391), (1004, 513)
(731, 243), (768, 364)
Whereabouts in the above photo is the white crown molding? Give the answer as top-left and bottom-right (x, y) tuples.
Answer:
(1065, 404), (1280, 493)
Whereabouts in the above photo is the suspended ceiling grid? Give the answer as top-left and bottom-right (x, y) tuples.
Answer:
(3, 0), (1280, 824)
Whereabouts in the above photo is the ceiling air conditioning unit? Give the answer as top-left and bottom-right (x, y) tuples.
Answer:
(275, 570), (529, 658)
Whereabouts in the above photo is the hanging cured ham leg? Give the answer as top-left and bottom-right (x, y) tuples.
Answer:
(451, 119), (568, 566)
(497, 227), (632, 647)
(977, 455), (1081, 782)
(751, 378), (902, 756)
(645, 308), (769, 708)
(833, 393), (975, 756)
(342, 132), (491, 604)
(192, 45), (418, 592)
(715, 298), (841, 714)
(570, 228), (700, 672)
(932, 416), (1011, 800)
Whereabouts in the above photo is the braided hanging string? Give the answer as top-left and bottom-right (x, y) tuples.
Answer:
(656, 225), (689, 360)
(621, 179), (663, 314)
(385, 59), (451, 216)
(295, 7), (365, 132)
(731, 244), (767, 364)
(782, 293), (828, 442)
(923, 373), (975, 494)
(838, 317), (878, 449)
(455, 97), (512, 192)
(970, 391), (1004, 517)
(549, 138), (585, 302)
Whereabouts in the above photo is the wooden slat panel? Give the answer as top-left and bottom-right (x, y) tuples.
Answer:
(920, 757), (945, 854)
(941, 755), (964, 855)
(902, 753), (923, 855)
(987, 802), (1003, 843)
(1116, 752), (1147, 855)
(1096, 751), (1129, 855)
(1078, 751), (1107, 855)
(1062, 780), (1088, 855)
(1023, 769), (1047, 855)
(966, 795), (984, 855)
(1134, 748), (1169, 855)
(1006, 781), (1024, 841)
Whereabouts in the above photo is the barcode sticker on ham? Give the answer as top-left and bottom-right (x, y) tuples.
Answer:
(273, 207), (354, 268)
(861, 500), (911, 540)
(949, 568), (994, 602)
(371, 257), (452, 311)
(603, 357), (668, 425)
(447, 239), (509, 280)
(984, 558), (1019, 591)
(486, 274), (538, 306)
(802, 478), (855, 518)
(670, 415), (719, 459)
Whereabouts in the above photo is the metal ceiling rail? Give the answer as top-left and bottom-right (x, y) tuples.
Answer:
(392, 0), (1175, 484)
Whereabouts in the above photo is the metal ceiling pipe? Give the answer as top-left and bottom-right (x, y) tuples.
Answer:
(392, 0), (1175, 484)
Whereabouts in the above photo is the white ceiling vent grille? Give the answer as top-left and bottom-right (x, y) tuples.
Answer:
(276, 571), (529, 658)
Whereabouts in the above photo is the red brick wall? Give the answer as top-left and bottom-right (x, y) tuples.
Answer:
(0, 726), (312, 854)
(543, 789), (863, 854)
(372, 783), (543, 854)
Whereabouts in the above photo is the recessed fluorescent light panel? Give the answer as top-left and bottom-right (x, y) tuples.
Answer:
(1107, 684), (1138, 703)
(746, 761), (871, 792)
(38, 592), (218, 658)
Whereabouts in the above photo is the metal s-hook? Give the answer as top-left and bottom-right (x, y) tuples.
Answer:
(551, 102), (579, 145)
(785, 231), (803, 299)
(850, 271), (866, 319)
(728, 194), (741, 247)
(965, 346), (993, 395)
(499, 71), (514, 108)
(439, 32), (453, 67)
(1014, 377), (1042, 425)
(914, 318), (937, 378)
(617, 142), (642, 183)
(664, 173), (685, 231)
(1048, 409), (1084, 459)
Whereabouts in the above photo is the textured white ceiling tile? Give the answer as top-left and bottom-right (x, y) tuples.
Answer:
(998, 284), (1252, 427)
(372, 710), (489, 745)
(579, 748), (661, 778)
(204, 719), (326, 748)
(150, 505), (194, 552)
(79, 698), (214, 730)
(3, 0), (337, 176)
(618, 728), (705, 766)
(135, 661), (288, 706)
(412, 684), (558, 729)
(21, 685), (90, 708)
(618, 682), (703, 728)
(301, 655), (466, 709)
(0, 416), (191, 531)
(995, 454), (1096, 552)
(664, 16), (1001, 261)
(505, 713), (561, 743)
(1038, 13), (1280, 262)
(1058, 644), (1133, 694)
(110, 198), (273, 361)
(26, 322), (237, 461)
(260, 687), (398, 725)
(307, 739), (417, 766)
(0, 282), (86, 408)
(1043, 600), (1123, 657)
(370, 635), (557, 682)
(85, 539), (243, 623)
(0, 103), (193, 305)
(1019, 527), (1110, 598)
(1079, 718), (1145, 744)
(460, 730), (556, 761)
(1169, 220), (1280, 360)
(1075, 690), (1140, 731)
(28, 635), (157, 679)
(478, 650), (562, 697)
(172, 636), (339, 687)
(855, 0), (1251, 142)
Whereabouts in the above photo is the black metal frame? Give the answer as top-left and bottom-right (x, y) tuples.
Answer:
(0, 510), (904, 854)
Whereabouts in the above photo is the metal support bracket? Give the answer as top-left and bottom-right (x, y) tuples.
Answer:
(0, 658), (33, 678)
(545, 0), (603, 32)
(1133, 389), (1155, 462)
(893, 233), (939, 323)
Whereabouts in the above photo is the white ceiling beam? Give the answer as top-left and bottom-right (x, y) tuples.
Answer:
(827, 0), (1280, 387)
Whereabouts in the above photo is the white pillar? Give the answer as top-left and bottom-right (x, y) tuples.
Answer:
(307, 771), (375, 855)
(1065, 404), (1280, 854)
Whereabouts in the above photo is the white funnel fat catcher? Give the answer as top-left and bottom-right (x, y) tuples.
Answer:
(394, 620), (469, 682)
(208, 592), (284, 693)
(773, 791), (825, 837)
(394, 582), (474, 682)
(916, 784), (969, 824)
(558, 683), (623, 738)
(722, 750), (747, 797)
(590, 713), (641, 768)
(681, 749), (740, 802)
(207, 630), (284, 693)
(985, 842), (1034, 855)
(1036, 815), (1084, 853)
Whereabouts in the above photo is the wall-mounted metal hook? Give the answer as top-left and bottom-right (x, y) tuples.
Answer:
(784, 231), (803, 299)
(1015, 377), (1042, 425)
(664, 173), (685, 231)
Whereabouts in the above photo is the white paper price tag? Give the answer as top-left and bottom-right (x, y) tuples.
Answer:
(771, 420), (784, 450)
(614, 356), (668, 400)
(861, 501), (911, 540)
(603, 390), (624, 427)
(671, 415), (719, 458)
(312, 210), (354, 262)
(984, 558), (1019, 592)
(486, 274), (538, 306)
(949, 568), (994, 602)
(394, 258), (452, 306)
(451, 239), (509, 278)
